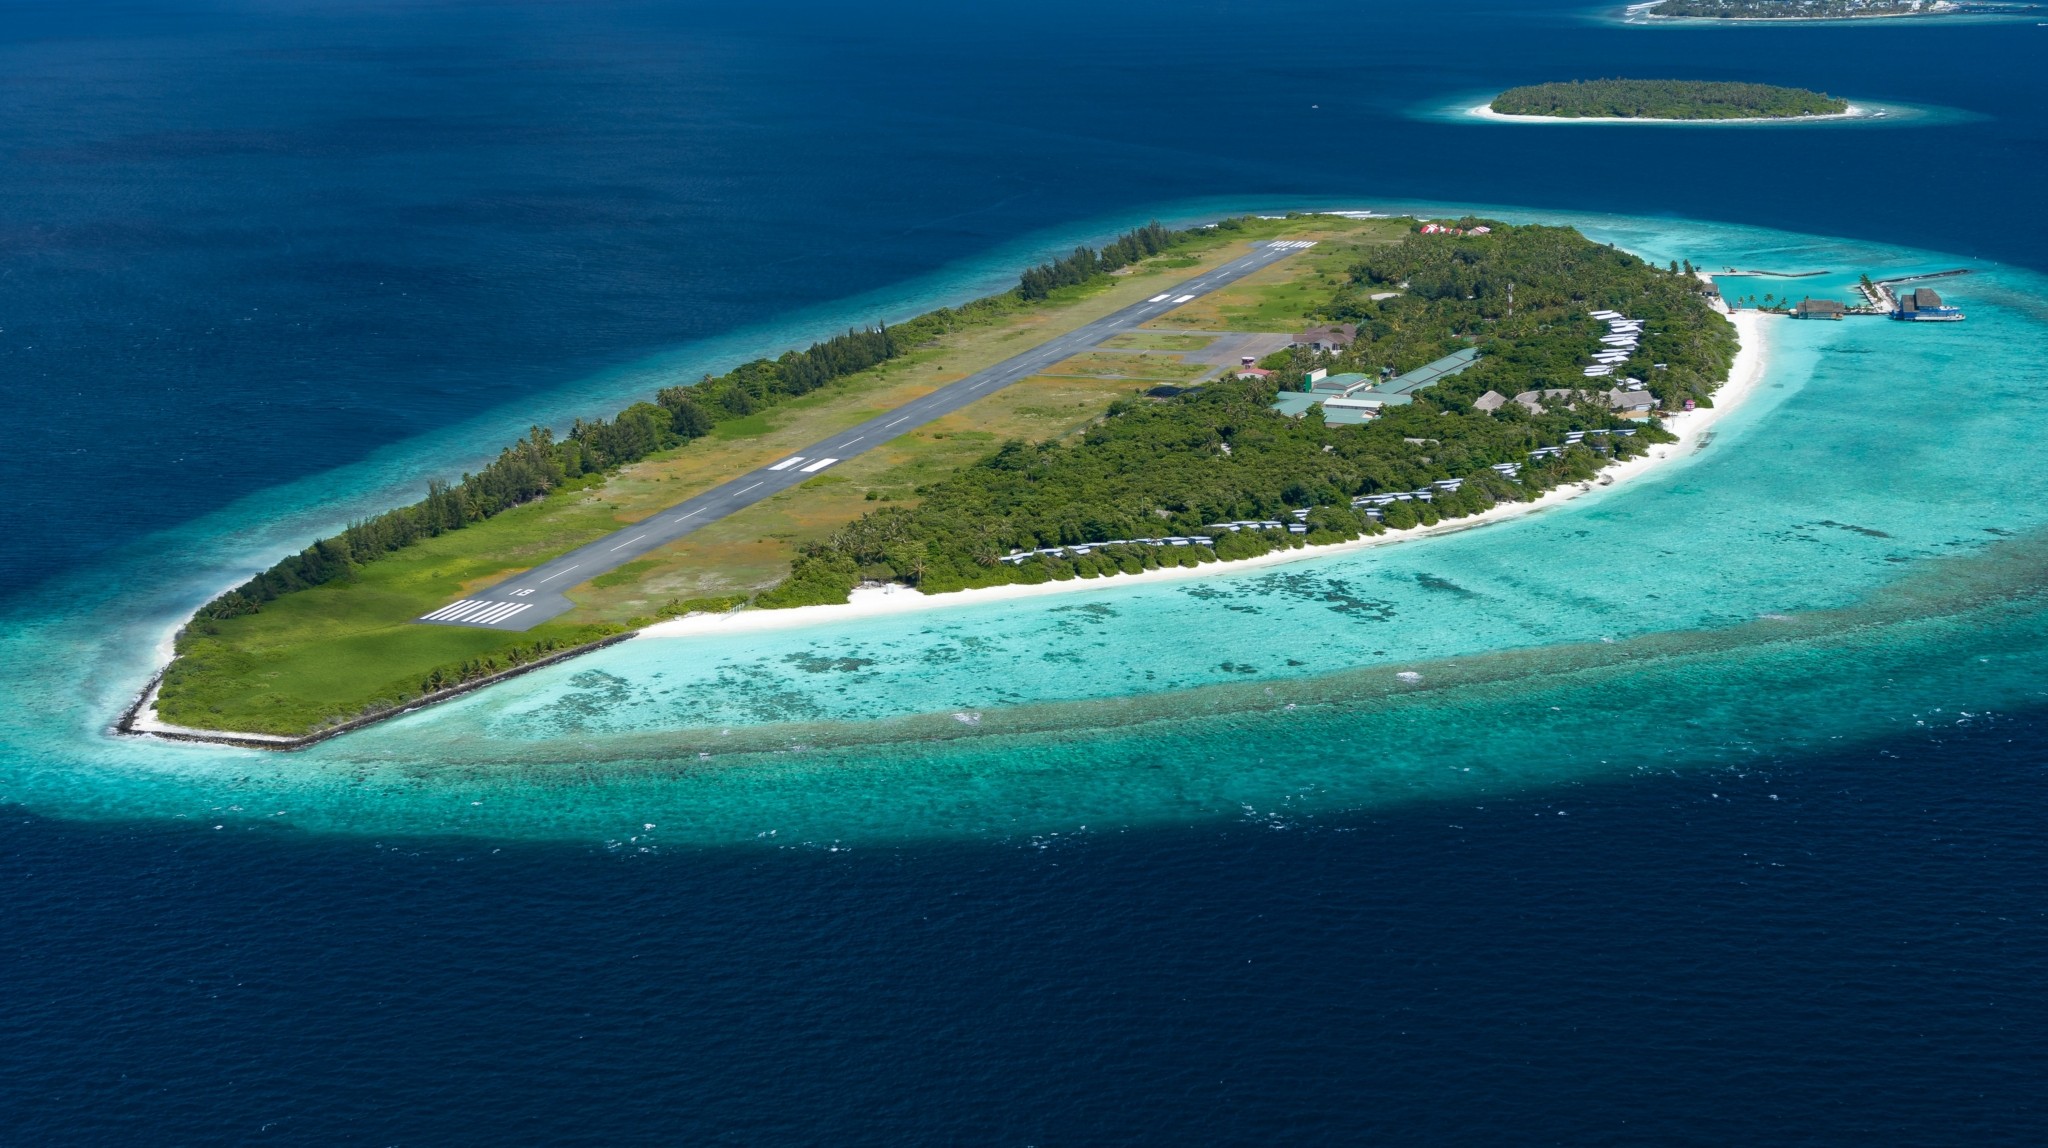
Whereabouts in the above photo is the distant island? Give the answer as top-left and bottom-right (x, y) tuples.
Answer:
(1490, 80), (1849, 121)
(1633, 0), (2038, 20)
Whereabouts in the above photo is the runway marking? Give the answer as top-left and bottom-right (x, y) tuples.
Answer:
(469, 602), (532, 626)
(799, 457), (838, 473)
(423, 600), (496, 622)
(840, 435), (863, 447)
(535, 564), (579, 584)
(1172, 294), (1196, 303)
(884, 416), (910, 427)
(733, 481), (764, 496)
(609, 534), (647, 551)
(767, 457), (805, 471)
(1149, 294), (1171, 302)
(671, 508), (702, 523)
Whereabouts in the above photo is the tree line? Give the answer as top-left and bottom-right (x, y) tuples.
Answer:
(1018, 221), (1188, 300)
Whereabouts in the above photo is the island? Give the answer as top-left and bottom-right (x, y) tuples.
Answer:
(1489, 80), (1848, 121)
(136, 215), (1739, 744)
(1632, 0), (2039, 20)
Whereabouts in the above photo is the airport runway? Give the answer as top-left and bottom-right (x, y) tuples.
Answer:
(418, 238), (1316, 631)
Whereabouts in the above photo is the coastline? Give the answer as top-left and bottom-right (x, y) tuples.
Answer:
(635, 309), (1770, 645)
(122, 285), (1770, 750)
(1467, 102), (1874, 127)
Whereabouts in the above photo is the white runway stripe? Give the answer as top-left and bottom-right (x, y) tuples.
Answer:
(800, 457), (838, 473)
(1172, 294), (1195, 303)
(422, 599), (477, 621)
(443, 600), (500, 621)
(767, 457), (805, 471)
(469, 602), (531, 625)
(1149, 294), (1170, 302)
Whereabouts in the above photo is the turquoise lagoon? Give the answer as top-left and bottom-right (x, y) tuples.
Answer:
(5, 207), (2045, 845)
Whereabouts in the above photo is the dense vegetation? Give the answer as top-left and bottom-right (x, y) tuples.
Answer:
(1490, 79), (1847, 120)
(762, 381), (1670, 605)
(1648, 0), (2025, 18)
(192, 220), (1210, 623)
(1302, 222), (1736, 411)
(762, 222), (1730, 606)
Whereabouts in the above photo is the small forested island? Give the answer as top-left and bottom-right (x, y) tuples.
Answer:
(149, 215), (1735, 740)
(1639, 0), (2036, 19)
(1490, 80), (1848, 121)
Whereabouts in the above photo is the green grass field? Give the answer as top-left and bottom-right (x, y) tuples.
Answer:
(1042, 351), (1206, 380)
(155, 214), (1398, 736)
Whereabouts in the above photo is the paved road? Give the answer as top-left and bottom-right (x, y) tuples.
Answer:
(418, 238), (1316, 631)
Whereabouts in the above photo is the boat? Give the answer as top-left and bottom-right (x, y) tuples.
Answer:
(1891, 285), (1966, 322)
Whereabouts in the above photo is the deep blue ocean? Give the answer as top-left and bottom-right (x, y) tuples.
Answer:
(4, 1), (2047, 1142)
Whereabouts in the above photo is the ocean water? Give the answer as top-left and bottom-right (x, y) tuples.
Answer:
(5, 1), (2048, 1142)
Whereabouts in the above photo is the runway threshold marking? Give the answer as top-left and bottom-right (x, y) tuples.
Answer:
(799, 457), (838, 473)
(767, 457), (805, 471)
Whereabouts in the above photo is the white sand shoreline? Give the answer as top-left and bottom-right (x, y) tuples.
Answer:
(637, 309), (1771, 645)
(1467, 102), (1877, 127)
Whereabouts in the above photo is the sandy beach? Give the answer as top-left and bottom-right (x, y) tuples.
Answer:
(638, 309), (1772, 645)
(1467, 102), (1878, 127)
